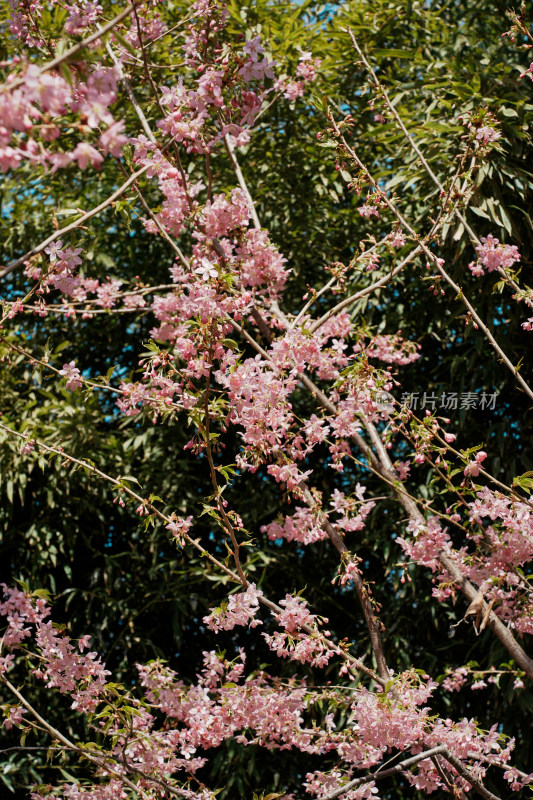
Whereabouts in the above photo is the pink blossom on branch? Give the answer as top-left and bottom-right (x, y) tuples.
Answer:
(463, 450), (487, 478)
(203, 583), (263, 631)
(59, 361), (83, 391)
(358, 204), (379, 219)
(468, 234), (521, 276)
(99, 120), (129, 157)
(71, 142), (104, 170)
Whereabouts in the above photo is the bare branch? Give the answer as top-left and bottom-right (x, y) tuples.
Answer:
(3, 3), (142, 93)
(0, 165), (149, 279)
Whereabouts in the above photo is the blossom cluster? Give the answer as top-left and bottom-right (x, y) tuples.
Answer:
(0, 585), (524, 800)
(0, 63), (128, 173)
(0, 585), (109, 714)
(468, 234), (521, 277)
(203, 583), (263, 631)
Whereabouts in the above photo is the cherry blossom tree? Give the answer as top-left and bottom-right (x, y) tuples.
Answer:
(1, 1), (533, 799)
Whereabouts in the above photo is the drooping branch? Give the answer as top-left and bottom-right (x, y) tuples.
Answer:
(2, 3), (142, 93)
(219, 141), (533, 678)
(0, 418), (382, 685)
(328, 115), (533, 403)
(317, 744), (501, 800)
(0, 165), (150, 279)
(1, 676), (181, 799)
(296, 478), (390, 681)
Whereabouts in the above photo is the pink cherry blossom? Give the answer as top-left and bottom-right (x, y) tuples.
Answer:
(59, 361), (83, 391)
(72, 142), (104, 170)
(195, 258), (219, 281)
(100, 120), (128, 157)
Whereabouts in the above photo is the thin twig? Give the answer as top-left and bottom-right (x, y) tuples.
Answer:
(318, 746), (447, 800)
(224, 135), (262, 230)
(309, 248), (420, 334)
(1, 166), (149, 279)
(0, 418), (381, 685)
(2, 3), (142, 93)
(329, 115), (533, 403)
